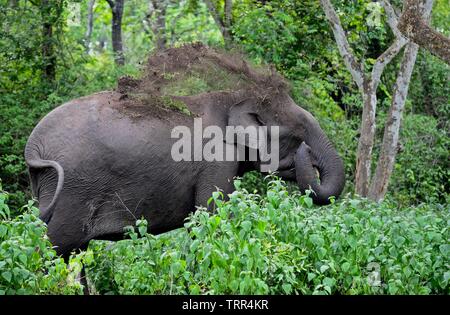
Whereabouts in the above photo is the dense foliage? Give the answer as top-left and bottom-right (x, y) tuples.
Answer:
(0, 185), (83, 294)
(1, 178), (448, 295)
(0, 0), (448, 295)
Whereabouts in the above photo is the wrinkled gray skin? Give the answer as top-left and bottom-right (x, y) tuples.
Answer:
(25, 89), (344, 257)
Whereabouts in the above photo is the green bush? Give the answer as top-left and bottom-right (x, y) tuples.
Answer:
(389, 114), (449, 205)
(0, 184), (83, 295)
(86, 176), (449, 295)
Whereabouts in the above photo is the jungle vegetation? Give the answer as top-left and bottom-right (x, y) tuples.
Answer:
(0, 0), (448, 294)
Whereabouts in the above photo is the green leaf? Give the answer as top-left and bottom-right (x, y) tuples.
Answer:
(341, 262), (351, 273)
(2, 271), (12, 283)
(241, 220), (252, 231)
(282, 283), (292, 294)
(323, 277), (335, 288)
(308, 273), (316, 282)
(0, 225), (7, 238)
(388, 284), (398, 295)
(18, 254), (27, 265)
(304, 197), (313, 208)
(320, 265), (330, 274)
(190, 240), (200, 253)
(317, 247), (327, 259)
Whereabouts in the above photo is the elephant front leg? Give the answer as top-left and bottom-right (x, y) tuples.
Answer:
(194, 162), (239, 211)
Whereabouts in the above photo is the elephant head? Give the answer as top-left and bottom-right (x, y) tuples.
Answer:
(227, 91), (345, 205)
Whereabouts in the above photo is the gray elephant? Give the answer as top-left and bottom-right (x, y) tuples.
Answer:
(25, 44), (344, 257)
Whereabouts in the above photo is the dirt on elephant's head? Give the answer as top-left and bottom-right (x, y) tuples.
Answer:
(116, 43), (289, 118)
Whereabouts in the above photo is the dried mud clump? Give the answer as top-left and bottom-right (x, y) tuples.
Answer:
(117, 42), (289, 117)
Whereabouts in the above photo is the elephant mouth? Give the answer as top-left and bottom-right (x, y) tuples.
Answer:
(277, 165), (321, 182)
(276, 167), (295, 179)
(294, 141), (345, 205)
(275, 154), (295, 179)
(276, 152), (321, 182)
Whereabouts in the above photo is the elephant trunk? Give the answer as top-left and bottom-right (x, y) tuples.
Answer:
(295, 123), (345, 205)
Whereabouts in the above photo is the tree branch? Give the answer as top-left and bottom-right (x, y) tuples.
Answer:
(381, 0), (402, 36)
(150, 0), (167, 50)
(28, 0), (39, 6)
(105, 0), (114, 9)
(204, 0), (225, 33)
(371, 37), (408, 89)
(84, 0), (95, 52)
(224, 0), (232, 29)
(398, 0), (450, 64)
(320, 0), (365, 90)
(371, 0), (409, 89)
(204, 0), (233, 47)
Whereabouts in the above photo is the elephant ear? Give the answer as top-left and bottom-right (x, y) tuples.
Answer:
(226, 103), (265, 150)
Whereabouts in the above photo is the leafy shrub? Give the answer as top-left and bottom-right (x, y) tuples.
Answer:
(86, 176), (449, 295)
(0, 184), (83, 295)
(389, 114), (449, 205)
(408, 51), (449, 122)
(240, 171), (267, 195)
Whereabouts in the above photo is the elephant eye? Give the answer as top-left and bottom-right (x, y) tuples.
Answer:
(250, 113), (265, 125)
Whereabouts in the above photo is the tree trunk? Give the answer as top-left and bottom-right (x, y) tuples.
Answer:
(320, 0), (435, 199)
(368, 43), (419, 201)
(368, 0), (434, 201)
(107, 0), (125, 65)
(151, 0), (167, 51)
(85, 0), (95, 53)
(204, 0), (233, 48)
(223, 0), (233, 47)
(355, 84), (377, 196)
(41, 0), (56, 82)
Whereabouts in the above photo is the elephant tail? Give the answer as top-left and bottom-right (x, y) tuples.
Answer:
(26, 159), (64, 224)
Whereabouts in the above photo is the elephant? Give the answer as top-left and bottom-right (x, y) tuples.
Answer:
(24, 44), (345, 258)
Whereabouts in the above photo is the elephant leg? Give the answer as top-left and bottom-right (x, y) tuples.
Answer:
(46, 214), (88, 258)
(41, 191), (93, 258)
(79, 266), (90, 295)
(195, 162), (239, 211)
